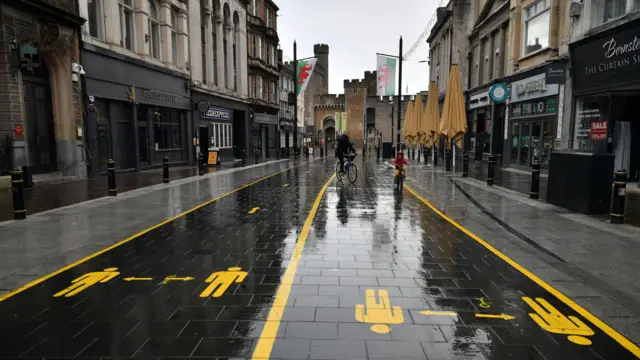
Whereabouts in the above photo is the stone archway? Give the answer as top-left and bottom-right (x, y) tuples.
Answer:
(323, 117), (336, 155)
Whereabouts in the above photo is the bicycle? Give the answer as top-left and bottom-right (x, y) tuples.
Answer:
(336, 152), (357, 184)
(394, 164), (406, 191)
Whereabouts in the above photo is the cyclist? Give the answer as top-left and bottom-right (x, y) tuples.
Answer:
(392, 151), (408, 184)
(336, 133), (356, 174)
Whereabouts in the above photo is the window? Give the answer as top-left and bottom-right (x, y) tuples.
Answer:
(523, 0), (549, 56)
(266, 7), (271, 27)
(266, 44), (271, 65)
(259, 76), (264, 99)
(212, 11), (217, 85)
(251, 0), (258, 16)
(88, 0), (104, 40)
(250, 75), (256, 97)
(601, 0), (640, 24)
(572, 95), (610, 153)
(210, 123), (232, 148)
(119, 0), (134, 50)
(233, 35), (237, 90)
(249, 32), (255, 57)
(153, 108), (182, 150)
(271, 45), (276, 66)
(223, 25), (228, 87)
(148, 0), (160, 60)
(257, 36), (263, 60)
(171, 11), (178, 65)
(201, 9), (207, 83)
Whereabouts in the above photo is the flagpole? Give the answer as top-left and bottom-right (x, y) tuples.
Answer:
(293, 40), (298, 158)
(397, 36), (403, 156)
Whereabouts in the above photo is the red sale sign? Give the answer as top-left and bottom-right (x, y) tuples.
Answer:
(590, 121), (607, 141)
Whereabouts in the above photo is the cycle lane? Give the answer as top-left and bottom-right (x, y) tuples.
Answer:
(252, 163), (640, 360)
(0, 160), (335, 359)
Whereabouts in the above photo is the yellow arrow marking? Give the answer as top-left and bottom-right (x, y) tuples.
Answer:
(283, 184), (289, 187)
(420, 310), (458, 317)
(248, 207), (260, 214)
(475, 313), (516, 320)
(123, 277), (153, 281)
(161, 276), (194, 284)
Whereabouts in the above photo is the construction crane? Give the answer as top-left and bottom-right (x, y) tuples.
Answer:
(403, 0), (448, 60)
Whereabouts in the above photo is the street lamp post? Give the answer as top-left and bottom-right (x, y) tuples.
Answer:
(397, 37), (403, 156)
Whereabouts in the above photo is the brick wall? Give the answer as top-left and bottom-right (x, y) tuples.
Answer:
(344, 79), (367, 147)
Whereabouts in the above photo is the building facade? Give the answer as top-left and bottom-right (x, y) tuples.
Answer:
(304, 44), (328, 145)
(565, 0), (640, 181)
(246, 0), (279, 160)
(0, 0), (86, 177)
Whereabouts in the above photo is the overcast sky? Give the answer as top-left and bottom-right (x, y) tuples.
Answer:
(276, 0), (441, 95)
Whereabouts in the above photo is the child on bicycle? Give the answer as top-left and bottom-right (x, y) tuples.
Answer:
(392, 151), (408, 184)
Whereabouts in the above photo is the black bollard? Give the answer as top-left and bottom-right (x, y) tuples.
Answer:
(433, 148), (438, 167)
(320, 147), (324, 158)
(276, 147), (280, 160)
(610, 170), (627, 224)
(462, 152), (469, 178)
(107, 159), (117, 196)
(487, 154), (495, 186)
(412, 148), (415, 160)
(242, 149), (247, 166)
(530, 160), (540, 199)
(255, 150), (259, 164)
(424, 147), (428, 165)
(11, 168), (26, 220)
(198, 153), (205, 175)
(163, 156), (170, 184)
(417, 148), (421, 162)
(445, 150), (452, 171)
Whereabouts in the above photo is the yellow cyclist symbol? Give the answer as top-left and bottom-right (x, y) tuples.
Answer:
(523, 297), (595, 346)
(355, 289), (404, 334)
(54, 268), (120, 298)
(199, 267), (247, 298)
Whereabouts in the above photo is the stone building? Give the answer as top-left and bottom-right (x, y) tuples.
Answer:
(304, 44), (328, 141)
(0, 0), (85, 177)
(278, 50), (304, 154)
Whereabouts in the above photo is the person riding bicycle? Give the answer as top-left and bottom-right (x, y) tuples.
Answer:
(336, 133), (356, 174)
(392, 151), (408, 184)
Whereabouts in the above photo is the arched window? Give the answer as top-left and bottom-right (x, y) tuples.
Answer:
(171, 10), (178, 65)
(118, 0), (134, 50)
(148, 0), (160, 60)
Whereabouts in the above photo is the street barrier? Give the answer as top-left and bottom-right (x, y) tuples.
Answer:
(462, 152), (469, 178)
(163, 156), (170, 184)
(11, 168), (26, 220)
(107, 159), (117, 196)
(610, 170), (627, 224)
(487, 155), (495, 186)
(530, 160), (540, 199)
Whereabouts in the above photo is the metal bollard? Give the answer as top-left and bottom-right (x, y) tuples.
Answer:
(198, 153), (205, 175)
(242, 149), (247, 166)
(255, 150), (259, 164)
(445, 150), (452, 171)
(163, 156), (170, 183)
(487, 154), (495, 186)
(320, 147), (324, 158)
(424, 147), (428, 165)
(610, 170), (627, 224)
(107, 159), (117, 196)
(412, 148), (415, 160)
(462, 152), (469, 178)
(417, 148), (421, 162)
(11, 168), (26, 220)
(276, 148), (280, 160)
(530, 160), (540, 199)
(433, 148), (438, 167)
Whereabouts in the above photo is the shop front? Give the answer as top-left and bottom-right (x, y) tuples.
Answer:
(506, 68), (563, 170)
(279, 118), (295, 156)
(569, 18), (640, 181)
(192, 91), (249, 163)
(467, 88), (492, 160)
(252, 112), (278, 159)
(83, 45), (191, 174)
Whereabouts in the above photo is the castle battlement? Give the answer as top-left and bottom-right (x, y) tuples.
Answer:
(313, 44), (329, 54)
(343, 79), (367, 88)
(316, 93), (345, 104)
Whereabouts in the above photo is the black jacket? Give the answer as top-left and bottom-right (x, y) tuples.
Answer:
(336, 137), (355, 155)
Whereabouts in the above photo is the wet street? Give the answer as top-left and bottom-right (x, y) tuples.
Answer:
(0, 158), (638, 360)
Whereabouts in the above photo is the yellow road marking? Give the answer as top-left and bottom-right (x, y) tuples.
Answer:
(475, 313), (515, 320)
(248, 207), (260, 214)
(355, 289), (404, 334)
(123, 277), (153, 281)
(405, 184), (640, 357)
(420, 310), (458, 317)
(283, 184), (289, 187)
(200, 267), (247, 298)
(0, 165), (301, 303)
(161, 276), (194, 284)
(252, 174), (335, 360)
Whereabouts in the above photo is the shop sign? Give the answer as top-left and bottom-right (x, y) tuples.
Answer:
(254, 112), (278, 125)
(489, 83), (509, 103)
(202, 106), (233, 122)
(546, 63), (566, 85)
(510, 73), (559, 103)
(14, 125), (23, 137)
(571, 18), (640, 92)
(143, 90), (177, 103)
(468, 91), (490, 109)
(511, 97), (558, 118)
(590, 121), (608, 141)
(19, 44), (43, 76)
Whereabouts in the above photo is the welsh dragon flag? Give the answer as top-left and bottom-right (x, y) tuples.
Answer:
(376, 55), (397, 97)
(296, 58), (317, 97)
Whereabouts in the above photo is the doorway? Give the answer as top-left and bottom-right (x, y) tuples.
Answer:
(261, 126), (267, 158)
(22, 79), (56, 174)
(509, 118), (554, 169)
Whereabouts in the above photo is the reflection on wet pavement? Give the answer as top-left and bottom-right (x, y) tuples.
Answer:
(0, 159), (637, 359)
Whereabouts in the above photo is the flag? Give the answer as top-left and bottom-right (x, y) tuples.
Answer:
(335, 111), (341, 134)
(342, 112), (348, 133)
(376, 55), (397, 97)
(296, 58), (317, 97)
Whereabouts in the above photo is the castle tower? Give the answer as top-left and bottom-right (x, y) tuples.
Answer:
(313, 44), (329, 93)
(344, 79), (368, 148)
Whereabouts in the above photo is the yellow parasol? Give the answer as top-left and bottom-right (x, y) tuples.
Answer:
(402, 99), (415, 145)
(422, 81), (440, 147)
(439, 64), (467, 148)
(412, 94), (424, 146)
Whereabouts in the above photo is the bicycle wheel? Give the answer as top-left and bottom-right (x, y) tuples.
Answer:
(347, 162), (357, 183)
(335, 161), (344, 181)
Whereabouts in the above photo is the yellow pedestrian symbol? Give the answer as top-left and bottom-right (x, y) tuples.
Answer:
(523, 297), (595, 346)
(199, 267), (247, 298)
(355, 289), (404, 334)
(54, 268), (120, 298)
(476, 297), (492, 309)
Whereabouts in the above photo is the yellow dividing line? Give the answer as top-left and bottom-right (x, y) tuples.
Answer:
(0, 165), (298, 303)
(405, 185), (640, 358)
(248, 207), (260, 214)
(252, 174), (335, 360)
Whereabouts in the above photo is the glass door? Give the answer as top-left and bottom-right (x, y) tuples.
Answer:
(510, 122), (520, 166)
(519, 122), (531, 167)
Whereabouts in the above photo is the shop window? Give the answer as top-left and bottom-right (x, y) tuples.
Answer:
(148, 0), (161, 60)
(573, 96), (610, 153)
(119, 0), (134, 50)
(523, 0), (549, 56)
(153, 108), (182, 150)
(171, 11), (178, 65)
(88, 0), (105, 40)
(210, 122), (232, 149)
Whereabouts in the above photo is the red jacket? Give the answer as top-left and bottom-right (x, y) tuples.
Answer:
(392, 157), (408, 166)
